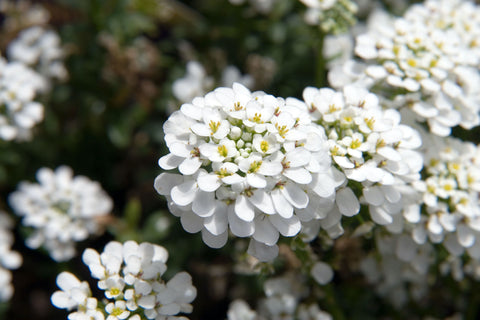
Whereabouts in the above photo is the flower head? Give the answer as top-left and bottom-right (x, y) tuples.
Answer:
(52, 241), (196, 320)
(156, 83), (336, 260)
(353, 0), (480, 136)
(9, 166), (113, 261)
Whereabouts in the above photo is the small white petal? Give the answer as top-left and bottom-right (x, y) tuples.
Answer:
(369, 206), (393, 225)
(246, 173), (267, 188)
(311, 262), (334, 285)
(269, 214), (301, 237)
(253, 217), (279, 246)
(202, 229), (228, 248)
(247, 240), (278, 262)
(283, 167), (312, 184)
(204, 202), (228, 235)
(281, 183), (309, 208)
(154, 173), (183, 196)
(171, 180), (197, 206)
(235, 195), (255, 222)
(228, 205), (255, 237)
(158, 154), (183, 170)
(271, 188), (294, 218)
(258, 162), (283, 176)
(457, 225), (475, 248)
(179, 157), (202, 175)
(248, 189), (276, 215)
(363, 186), (384, 206)
(197, 172), (222, 192)
(180, 212), (203, 233)
(336, 188), (359, 217)
(192, 190), (216, 217)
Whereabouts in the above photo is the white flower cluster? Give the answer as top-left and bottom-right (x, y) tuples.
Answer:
(155, 83), (339, 260)
(0, 211), (22, 302)
(172, 61), (253, 104)
(0, 55), (46, 141)
(51, 241), (197, 320)
(9, 166), (113, 261)
(354, 0), (480, 136)
(156, 82), (424, 261)
(407, 136), (480, 275)
(227, 273), (332, 320)
(301, 85), (423, 230)
(360, 233), (432, 308)
(7, 26), (68, 86)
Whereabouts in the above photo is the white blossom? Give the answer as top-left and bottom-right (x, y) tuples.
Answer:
(7, 26), (68, 86)
(360, 233), (433, 308)
(156, 83), (336, 261)
(0, 56), (46, 141)
(353, 0), (480, 136)
(9, 166), (113, 261)
(301, 85), (423, 229)
(52, 241), (196, 320)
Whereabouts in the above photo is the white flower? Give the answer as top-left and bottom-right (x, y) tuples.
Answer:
(311, 261), (334, 285)
(227, 300), (260, 320)
(360, 233), (433, 308)
(407, 134), (480, 276)
(105, 301), (130, 320)
(352, 1), (480, 136)
(0, 56), (46, 141)
(156, 83), (336, 261)
(51, 272), (92, 310)
(7, 26), (68, 86)
(53, 241), (196, 320)
(302, 84), (422, 228)
(9, 166), (113, 261)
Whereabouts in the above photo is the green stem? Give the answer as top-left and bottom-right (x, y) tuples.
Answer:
(315, 31), (327, 88)
(323, 284), (346, 320)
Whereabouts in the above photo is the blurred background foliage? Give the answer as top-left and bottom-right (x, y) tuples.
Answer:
(1, 0), (478, 319)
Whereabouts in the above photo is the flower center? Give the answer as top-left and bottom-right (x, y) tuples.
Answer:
(260, 141), (269, 153)
(248, 161), (263, 173)
(209, 120), (220, 134)
(218, 145), (228, 157)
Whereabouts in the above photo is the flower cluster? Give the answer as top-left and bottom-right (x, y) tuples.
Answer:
(360, 232), (433, 308)
(7, 26), (68, 86)
(0, 55), (46, 141)
(51, 241), (197, 320)
(227, 272), (332, 320)
(0, 211), (22, 302)
(9, 166), (113, 261)
(301, 85), (423, 230)
(354, 0), (480, 136)
(155, 83), (339, 260)
(407, 135), (480, 274)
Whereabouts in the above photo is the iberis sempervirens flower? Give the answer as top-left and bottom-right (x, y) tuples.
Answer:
(408, 135), (480, 275)
(354, 0), (480, 136)
(155, 83), (337, 261)
(9, 166), (113, 261)
(51, 241), (197, 320)
(302, 85), (423, 230)
(0, 55), (46, 141)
